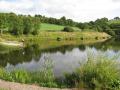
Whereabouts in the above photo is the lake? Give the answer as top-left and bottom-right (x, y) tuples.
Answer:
(0, 38), (120, 78)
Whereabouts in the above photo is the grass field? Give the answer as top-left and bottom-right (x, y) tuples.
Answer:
(40, 23), (81, 31)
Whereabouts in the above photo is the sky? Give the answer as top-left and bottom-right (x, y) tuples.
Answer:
(0, 0), (120, 22)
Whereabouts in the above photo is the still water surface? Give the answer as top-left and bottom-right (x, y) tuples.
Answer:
(0, 38), (120, 77)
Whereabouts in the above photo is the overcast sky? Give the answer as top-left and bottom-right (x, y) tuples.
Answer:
(0, 0), (120, 22)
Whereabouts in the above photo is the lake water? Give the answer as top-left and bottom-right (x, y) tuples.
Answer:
(0, 38), (120, 78)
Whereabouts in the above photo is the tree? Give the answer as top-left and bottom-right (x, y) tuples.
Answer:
(32, 17), (40, 35)
(59, 16), (66, 25)
(77, 23), (85, 29)
(66, 19), (74, 26)
(95, 18), (109, 32)
(60, 16), (66, 21)
(23, 17), (33, 35)
(0, 13), (8, 34)
(114, 17), (120, 20)
(8, 13), (23, 35)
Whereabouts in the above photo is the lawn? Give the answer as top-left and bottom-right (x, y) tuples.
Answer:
(40, 23), (81, 31)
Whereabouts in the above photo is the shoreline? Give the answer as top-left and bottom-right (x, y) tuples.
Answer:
(0, 41), (23, 47)
(0, 32), (111, 47)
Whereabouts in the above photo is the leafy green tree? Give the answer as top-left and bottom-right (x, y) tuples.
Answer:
(66, 19), (74, 26)
(94, 18), (109, 32)
(0, 13), (8, 34)
(23, 17), (33, 35)
(60, 16), (66, 21)
(32, 17), (40, 35)
(8, 13), (23, 35)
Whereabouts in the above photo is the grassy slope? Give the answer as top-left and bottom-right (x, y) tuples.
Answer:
(40, 23), (81, 31)
(0, 32), (111, 42)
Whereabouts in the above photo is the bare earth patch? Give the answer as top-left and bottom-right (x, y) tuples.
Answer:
(0, 41), (23, 47)
(0, 80), (85, 90)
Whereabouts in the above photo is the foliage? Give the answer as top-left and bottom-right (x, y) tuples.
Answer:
(35, 15), (78, 26)
(0, 50), (120, 89)
(64, 52), (120, 90)
(0, 57), (57, 88)
(10, 70), (31, 83)
(32, 17), (40, 35)
(62, 26), (74, 32)
(0, 13), (8, 34)
(105, 30), (116, 36)
(23, 17), (33, 35)
(8, 13), (24, 35)
(0, 12), (119, 36)
(0, 13), (40, 35)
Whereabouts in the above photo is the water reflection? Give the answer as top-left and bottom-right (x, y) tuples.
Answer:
(0, 38), (120, 77)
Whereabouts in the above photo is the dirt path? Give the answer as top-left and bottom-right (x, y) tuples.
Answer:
(0, 41), (23, 47)
(0, 80), (83, 90)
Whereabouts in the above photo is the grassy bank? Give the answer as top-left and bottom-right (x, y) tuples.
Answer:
(0, 50), (120, 89)
(0, 32), (111, 42)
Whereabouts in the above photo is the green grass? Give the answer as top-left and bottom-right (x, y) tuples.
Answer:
(40, 23), (81, 31)
(40, 23), (64, 31)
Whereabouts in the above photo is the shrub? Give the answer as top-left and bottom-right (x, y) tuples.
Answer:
(32, 29), (39, 35)
(62, 27), (74, 32)
(10, 70), (31, 83)
(0, 68), (6, 79)
(106, 30), (116, 36)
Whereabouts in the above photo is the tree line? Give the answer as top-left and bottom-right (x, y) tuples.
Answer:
(0, 12), (120, 36)
(77, 17), (120, 36)
(0, 13), (40, 35)
(35, 15), (78, 27)
(35, 14), (120, 36)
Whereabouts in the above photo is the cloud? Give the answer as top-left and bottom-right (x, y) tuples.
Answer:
(0, 0), (120, 22)
(112, 0), (120, 2)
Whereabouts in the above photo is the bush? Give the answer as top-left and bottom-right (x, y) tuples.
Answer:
(62, 27), (74, 32)
(106, 30), (116, 36)
(10, 70), (31, 83)
(32, 29), (39, 35)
